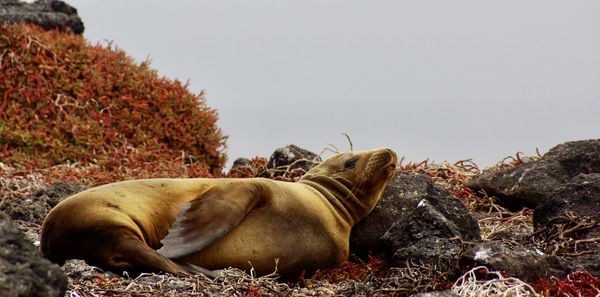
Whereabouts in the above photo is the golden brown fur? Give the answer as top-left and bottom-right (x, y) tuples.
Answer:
(41, 148), (397, 279)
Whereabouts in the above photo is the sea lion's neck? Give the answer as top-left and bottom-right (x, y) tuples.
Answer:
(299, 175), (365, 225)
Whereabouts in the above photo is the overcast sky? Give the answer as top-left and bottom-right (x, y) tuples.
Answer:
(68, 1), (600, 168)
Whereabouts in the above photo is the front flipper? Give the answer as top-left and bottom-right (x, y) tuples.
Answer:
(157, 184), (261, 259)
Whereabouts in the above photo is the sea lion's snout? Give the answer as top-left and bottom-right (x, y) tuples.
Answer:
(364, 148), (397, 179)
(385, 149), (398, 171)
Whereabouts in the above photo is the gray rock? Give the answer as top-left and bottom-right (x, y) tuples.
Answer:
(259, 145), (321, 179)
(462, 241), (573, 283)
(534, 174), (600, 230)
(0, 211), (67, 297)
(381, 197), (478, 272)
(467, 139), (600, 279)
(351, 173), (444, 256)
(468, 139), (600, 210)
(351, 173), (480, 271)
(266, 144), (320, 170)
(533, 174), (600, 276)
(231, 157), (251, 170)
(1, 182), (87, 224)
(0, 0), (84, 34)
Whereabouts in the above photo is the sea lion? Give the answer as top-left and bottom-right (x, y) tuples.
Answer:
(41, 148), (397, 279)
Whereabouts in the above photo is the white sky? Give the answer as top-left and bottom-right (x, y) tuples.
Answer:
(67, 1), (600, 168)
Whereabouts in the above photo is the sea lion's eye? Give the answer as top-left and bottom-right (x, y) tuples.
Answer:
(344, 157), (359, 170)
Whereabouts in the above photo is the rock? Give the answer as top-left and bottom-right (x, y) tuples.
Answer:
(266, 144), (320, 170)
(231, 157), (251, 170)
(467, 139), (600, 279)
(351, 173), (480, 271)
(351, 173), (447, 256)
(534, 174), (600, 231)
(259, 145), (321, 179)
(62, 259), (117, 284)
(461, 241), (573, 283)
(533, 174), (600, 276)
(0, 211), (67, 297)
(468, 139), (600, 210)
(0, 0), (84, 34)
(1, 182), (87, 224)
(381, 198), (479, 272)
(392, 236), (462, 271)
(34, 182), (87, 207)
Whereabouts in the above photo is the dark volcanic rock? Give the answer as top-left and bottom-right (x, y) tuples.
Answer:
(266, 144), (321, 170)
(468, 139), (600, 210)
(231, 157), (251, 170)
(468, 139), (600, 278)
(0, 0), (84, 34)
(462, 241), (573, 283)
(533, 174), (600, 276)
(351, 173), (447, 256)
(381, 196), (479, 271)
(1, 182), (87, 224)
(258, 145), (321, 179)
(351, 173), (480, 271)
(534, 174), (600, 230)
(0, 211), (67, 297)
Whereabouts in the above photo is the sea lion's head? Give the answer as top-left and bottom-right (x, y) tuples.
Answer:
(300, 148), (397, 223)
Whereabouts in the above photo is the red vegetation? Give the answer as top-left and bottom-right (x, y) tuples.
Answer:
(0, 24), (226, 183)
(226, 157), (268, 178)
(398, 158), (482, 208)
(534, 271), (600, 297)
(310, 255), (388, 283)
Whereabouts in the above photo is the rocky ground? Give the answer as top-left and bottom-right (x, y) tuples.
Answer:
(2, 140), (600, 296)
(2, 1), (599, 296)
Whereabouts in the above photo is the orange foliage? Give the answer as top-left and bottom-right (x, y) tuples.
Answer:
(226, 157), (268, 178)
(398, 158), (481, 208)
(0, 24), (226, 182)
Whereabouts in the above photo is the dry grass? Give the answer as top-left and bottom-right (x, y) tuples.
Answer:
(452, 266), (539, 296)
(532, 211), (600, 257)
(59, 259), (452, 297)
(1, 151), (597, 296)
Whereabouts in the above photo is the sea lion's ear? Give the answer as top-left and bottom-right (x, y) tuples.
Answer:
(157, 185), (260, 259)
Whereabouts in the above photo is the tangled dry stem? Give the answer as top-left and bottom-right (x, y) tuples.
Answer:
(2, 151), (599, 296)
(259, 158), (321, 182)
(478, 208), (534, 242)
(63, 262), (289, 297)
(397, 157), (482, 210)
(61, 258), (453, 297)
(452, 266), (539, 296)
(490, 151), (542, 172)
(532, 211), (600, 257)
